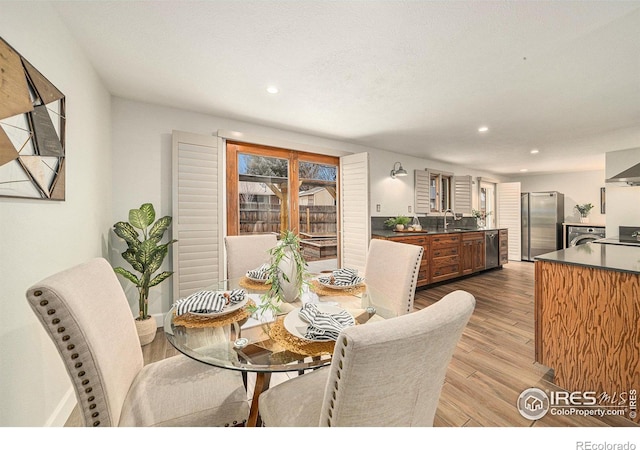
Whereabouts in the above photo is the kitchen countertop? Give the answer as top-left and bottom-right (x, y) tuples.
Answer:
(535, 242), (640, 274)
(371, 228), (504, 238)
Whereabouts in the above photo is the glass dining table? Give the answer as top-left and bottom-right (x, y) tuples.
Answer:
(163, 275), (396, 427)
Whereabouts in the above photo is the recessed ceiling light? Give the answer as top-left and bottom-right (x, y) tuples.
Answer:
(530, 149), (539, 154)
(520, 169), (528, 172)
(478, 126), (489, 133)
(266, 86), (279, 94)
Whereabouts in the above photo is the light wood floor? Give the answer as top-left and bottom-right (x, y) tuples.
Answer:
(66, 261), (636, 427)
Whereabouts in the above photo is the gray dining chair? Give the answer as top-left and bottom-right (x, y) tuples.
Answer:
(258, 289), (475, 426)
(363, 238), (424, 316)
(225, 234), (277, 279)
(25, 257), (249, 427)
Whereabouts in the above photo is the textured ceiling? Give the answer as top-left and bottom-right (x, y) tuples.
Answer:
(52, 1), (640, 175)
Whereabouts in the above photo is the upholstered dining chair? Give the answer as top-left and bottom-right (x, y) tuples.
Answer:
(258, 290), (475, 427)
(363, 238), (424, 316)
(25, 258), (249, 427)
(225, 234), (278, 279)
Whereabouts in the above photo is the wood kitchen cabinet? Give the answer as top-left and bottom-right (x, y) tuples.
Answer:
(430, 234), (461, 283)
(499, 229), (509, 265)
(372, 228), (507, 288)
(461, 232), (485, 275)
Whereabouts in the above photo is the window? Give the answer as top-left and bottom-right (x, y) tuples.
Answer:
(226, 142), (339, 266)
(428, 169), (453, 213)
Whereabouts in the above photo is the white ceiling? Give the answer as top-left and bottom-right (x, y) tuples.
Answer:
(52, 1), (640, 176)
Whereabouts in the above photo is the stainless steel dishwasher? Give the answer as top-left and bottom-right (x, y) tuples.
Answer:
(485, 230), (499, 269)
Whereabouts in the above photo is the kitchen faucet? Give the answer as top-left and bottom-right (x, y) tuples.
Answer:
(443, 209), (455, 231)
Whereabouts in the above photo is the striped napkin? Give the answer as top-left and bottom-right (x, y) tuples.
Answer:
(319, 268), (364, 286)
(246, 263), (270, 280)
(298, 303), (355, 341)
(174, 289), (246, 316)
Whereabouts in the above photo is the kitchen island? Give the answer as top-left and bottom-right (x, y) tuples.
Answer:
(535, 243), (640, 421)
(372, 227), (508, 287)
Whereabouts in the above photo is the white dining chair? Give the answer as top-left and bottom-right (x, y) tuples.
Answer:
(258, 290), (475, 426)
(25, 258), (249, 427)
(363, 238), (424, 316)
(225, 234), (278, 279)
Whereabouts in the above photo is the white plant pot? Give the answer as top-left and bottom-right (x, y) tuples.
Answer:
(395, 224), (405, 231)
(277, 248), (301, 303)
(135, 316), (157, 346)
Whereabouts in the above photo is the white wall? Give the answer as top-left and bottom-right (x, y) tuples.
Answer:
(514, 170), (607, 227)
(605, 147), (640, 236)
(0, 4), (112, 426)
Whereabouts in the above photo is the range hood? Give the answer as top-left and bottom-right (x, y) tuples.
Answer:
(605, 162), (640, 186)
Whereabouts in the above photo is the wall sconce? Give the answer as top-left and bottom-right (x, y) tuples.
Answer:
(390, 162), (408, 179)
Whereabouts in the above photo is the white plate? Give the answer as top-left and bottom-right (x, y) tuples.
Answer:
(317, 276), (365, 290)
(246, 274), (269, 283)
(189, 295), (249, 317)
(283, 304), (354, 342)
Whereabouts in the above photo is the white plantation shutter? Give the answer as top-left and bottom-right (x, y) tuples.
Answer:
(340, 152), (370, 274)
(414, 169), (430, 214)
(453, 175), (472, 215)
(497, 182), (521, 261)
(172, 131), (224, 300)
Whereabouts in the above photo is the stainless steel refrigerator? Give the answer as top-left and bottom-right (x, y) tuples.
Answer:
(521, 191), (564, 261)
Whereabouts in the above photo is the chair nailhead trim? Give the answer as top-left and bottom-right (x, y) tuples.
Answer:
(36, 293), (106, 427)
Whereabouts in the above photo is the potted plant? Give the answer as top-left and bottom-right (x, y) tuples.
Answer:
(575, 203), (594, 223)
(113, 203), (177, 345)
(251, 229), (309, 317)
(472, 209), (492, 228)
(384, 215), (411, 231)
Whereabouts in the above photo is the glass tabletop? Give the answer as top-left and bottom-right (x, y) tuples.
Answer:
(163, 275), (396, 374)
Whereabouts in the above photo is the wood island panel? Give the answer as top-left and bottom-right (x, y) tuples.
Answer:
(535, 260), (640, 410)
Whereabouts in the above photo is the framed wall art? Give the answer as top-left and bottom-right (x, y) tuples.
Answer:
(0, 37), (66, 200)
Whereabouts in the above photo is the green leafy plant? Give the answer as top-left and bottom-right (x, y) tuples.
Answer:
(384, 215), (411, 229)
(113, 203), (177, 320)
(249, 229), (308, 317)
(471, 209), (492, 219)
(575, 203), (594, 216)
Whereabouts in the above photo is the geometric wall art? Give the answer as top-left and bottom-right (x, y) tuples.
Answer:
(0, 37), (66, 200)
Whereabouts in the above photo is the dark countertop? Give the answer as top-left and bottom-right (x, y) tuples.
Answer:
(371, 227), (504, 238)
(535, 242), (640, 275)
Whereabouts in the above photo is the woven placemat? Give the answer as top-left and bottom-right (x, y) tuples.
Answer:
(238, 276), (270, 291)
(268, 317), (335, 357)
(173, 300), (255, 328)
(310, 279), (366, 296)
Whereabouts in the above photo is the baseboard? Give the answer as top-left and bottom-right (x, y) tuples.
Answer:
(47, 387), (77, 427)
(151, 313), (163, 328)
